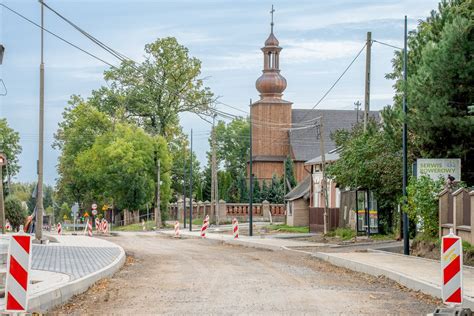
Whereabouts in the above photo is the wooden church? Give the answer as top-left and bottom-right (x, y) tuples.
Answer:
(250, 12), (378, 184)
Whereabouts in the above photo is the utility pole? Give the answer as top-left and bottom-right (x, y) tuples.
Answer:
(364, 31), (372, 131)
(189, 129), (193, 231)
(0, 154), (6, 234)
(183, 143), (186, 228)
(211, 114), (217, 223)
(155, 158), (161, 229)
(402, 16), (409, 255)
(354, 101), (361, 124)
(36, 1), (45, 241)
(318, 117), (329, 234)
(249, 99), (253, 237)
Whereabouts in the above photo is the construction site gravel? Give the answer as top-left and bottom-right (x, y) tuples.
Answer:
(52, 234), (439, 315)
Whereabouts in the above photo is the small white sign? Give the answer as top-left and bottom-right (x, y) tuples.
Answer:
(417, 158), (461, 181)
(92, 203), (98, 210)
(92, 209), (98, 216)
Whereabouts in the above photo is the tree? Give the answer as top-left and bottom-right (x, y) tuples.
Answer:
(5, 196), (27, 230)
(268, 174), (285, 204)
(252, 176), (261, 203)
(214, 118), (250, 179)
(89, 37), (214, 139)
(0, 118), (22, 187)
(54, 97), (112, 207)
(260, 180), (270, 202)
(386, 0), (474, 184)
(284, 156), (297, 192)
(75, 123), (171, 217)
(328, 121), (402, 231)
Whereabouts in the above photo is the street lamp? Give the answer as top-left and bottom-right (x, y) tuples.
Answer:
(0, 153), (7, 234)
(0, 44), (5, 64)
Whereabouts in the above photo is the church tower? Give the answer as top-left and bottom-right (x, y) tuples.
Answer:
(250, 7), (292, 182)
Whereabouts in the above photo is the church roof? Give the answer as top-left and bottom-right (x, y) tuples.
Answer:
(290, 109), (380, 162)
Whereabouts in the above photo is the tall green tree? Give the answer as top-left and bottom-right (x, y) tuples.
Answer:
(284, 156), (297, 192)
(386, 0), (474, 183)
(54, 97), (112, 207)
(75, 123), (171, 217)
(89, 37), (214, 139)
(0, 118), (22, 187)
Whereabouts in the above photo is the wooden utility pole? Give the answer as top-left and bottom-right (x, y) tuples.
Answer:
(364, 31), (372, 131)
(318, 118), (329, 234)
(36, 1), (45, 241)
(211, 114), (217, 222)
(155, 158), (161, 229)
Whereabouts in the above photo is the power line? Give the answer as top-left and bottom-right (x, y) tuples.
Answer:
(300, 42), (367, 122)
(0, 3), (115, 67)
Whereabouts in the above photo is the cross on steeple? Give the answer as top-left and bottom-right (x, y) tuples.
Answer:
(270, 5), (275, 33)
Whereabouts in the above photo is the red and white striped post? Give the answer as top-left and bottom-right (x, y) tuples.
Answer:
(102, 219), (108, 234)
(87, 219), (93, 237)
(201, 215), (209, 238)
(174, 221), (181, 238)
(57, 222), (62, 235)
(95, 218), (101, 233)
(5, 226), (32, 312)
(232, 218), (239, 239)
(441, 229), (463, 305)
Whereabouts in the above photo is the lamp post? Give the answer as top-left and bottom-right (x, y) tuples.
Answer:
(0, 153), (7, 234)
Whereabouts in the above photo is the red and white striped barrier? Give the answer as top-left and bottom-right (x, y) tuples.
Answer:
(5, 227), (32, 312)
(95, 218), (101, 232)
(441, 229), (463, 305)
(174, 221), (181, 238)
(57, 222), (62, 235)
(201, 215), (209, 238)
(101, 219), (108, 234)
(232, 218), (239, 239)
(87, 219), (93, 237)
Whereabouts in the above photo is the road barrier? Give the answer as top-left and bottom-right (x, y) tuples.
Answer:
(201, 215), (209, 238)
(101, 219), (108, 234)
(441, 229), (463, 305)
(232, 218), (239, 239)
(57, 222), (62, 235)
(174, 221), (180, 238)
(95, 218), (100, 232)
(5, 226), (32, 312)
(86, 219), (92, 237)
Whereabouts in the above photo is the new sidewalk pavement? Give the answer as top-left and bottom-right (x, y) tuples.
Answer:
(160, 229), (474, 309)
(0, 234), (125, 312)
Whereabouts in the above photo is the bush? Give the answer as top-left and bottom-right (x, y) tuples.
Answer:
(404, 176), (444, 238)
(5, 196), (27, 230)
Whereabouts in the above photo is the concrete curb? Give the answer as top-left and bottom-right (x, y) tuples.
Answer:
(27, 238), (126, 312)
(311, 252), (474, 310)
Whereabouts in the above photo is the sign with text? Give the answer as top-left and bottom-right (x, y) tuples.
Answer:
(416, 158), (461, 181)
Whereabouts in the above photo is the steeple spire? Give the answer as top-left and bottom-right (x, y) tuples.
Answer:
(270, 5), (275, 33)
(255, 5), (287, 100)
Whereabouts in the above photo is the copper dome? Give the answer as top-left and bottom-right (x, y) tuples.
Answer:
(264, 32), (279, 47)
(256, 71), (287, 97)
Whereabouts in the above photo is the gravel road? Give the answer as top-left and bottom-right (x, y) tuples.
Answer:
(52, 234), (438, 315)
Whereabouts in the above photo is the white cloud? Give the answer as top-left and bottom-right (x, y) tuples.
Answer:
(284, 39), (364, 62)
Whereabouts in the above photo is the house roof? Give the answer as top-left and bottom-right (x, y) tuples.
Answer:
(304, 152), (340, 166)
(290, 109), (379, 162)
(285, 175), (311, 201)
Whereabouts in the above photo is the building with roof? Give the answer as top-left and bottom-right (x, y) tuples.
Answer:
(249, 13), (379, 184)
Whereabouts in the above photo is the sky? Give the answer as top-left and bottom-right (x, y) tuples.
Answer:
(0, 0), (439, 185)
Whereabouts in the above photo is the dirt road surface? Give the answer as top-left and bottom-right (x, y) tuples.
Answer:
(52, 234), (438, 315)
